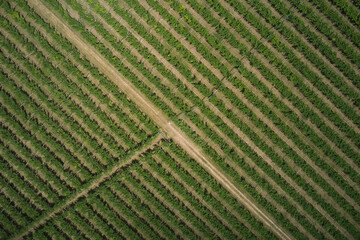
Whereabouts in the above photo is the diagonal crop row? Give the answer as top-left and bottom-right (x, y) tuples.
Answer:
(188, 0), (360, 190)
(3, 9), (137, 154)
(248, 0), (360, 105)
(1, 3), (148, 148)
(0, 44), (98, 179)
(130, 0), (360, 234)
(8, 0), (158, 140)
(0, 140), (59, 205)
(0, 28), (109, 174)
(0, 88), (81, 192)
(67, 0), (358, 237)
(303, 0), (360, 51)
(0, 125), (74, 199)
(81, 0), (326, 236)
(0, 157), (50, 212)
(1, 18), (123, 167)
(29, 0), (342, 237)
(152, 144), (265, 238)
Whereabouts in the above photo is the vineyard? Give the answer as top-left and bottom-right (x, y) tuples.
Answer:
(0, 0), (359, 239)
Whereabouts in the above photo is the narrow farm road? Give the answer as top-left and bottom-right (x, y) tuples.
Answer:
(11, 131), (162, 240)
(18, 0), (294, 239)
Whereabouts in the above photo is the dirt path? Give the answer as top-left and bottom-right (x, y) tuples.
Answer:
(16, 0), (294, 239)
(141, 161), (224, 239)
(12, 129), (162, 240)
(107, 0), (317, 236)
(136, 2), (360, 228)
(162, 146), (263, 238)
(151, 154), (242, 239)
(12, 2), (152, 138)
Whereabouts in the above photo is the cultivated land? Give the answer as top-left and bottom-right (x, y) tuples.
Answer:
(0, 0), (359, 239)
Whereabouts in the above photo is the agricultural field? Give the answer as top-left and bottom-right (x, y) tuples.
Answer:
(0, 0), (360, 239)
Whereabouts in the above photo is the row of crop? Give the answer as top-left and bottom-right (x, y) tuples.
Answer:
(111, 0), (219, 92)
(169, 0), (360, 197)
(89, 189), (170, 240)
(2, 12), (127, 166)
(143, 155), (237, 239)
(251, 0), (360, 101)
(0, 86), (81, 194)
(0, 210), (17, 239)
(0, 158), (50, 212)
(198, 0), (360, 149)
(105, 0), (212, 90)
(326, 0), (360, 27)
(310, 0), (360, 49)
(200, 0), (360, 194)
(74, 0), (340, 237)
(1, 20), (122, 170)
(114, 161), (199, 239)
(0, 190), (30, 231)
(40, 223), (66, 240)
(0, 40), (98, 180)
(108, 2), (328, 238)
(0, 90), (82, 194)
(39, 0), (182, 123)
(38, 1), (308, 237)
(63, 0), (215, 133)
(111, 0), (340, 210)
(5, 8), (139, 155)
(148, 0), (354, 193)
(64, 0), (197, 117)
(24, 221), (67, 240)
(190, 0), (360, 231)
(129, 163), (217, 239)
(75, 199), (120, 239)
(162, 141), (275, 239)
(0, 212), (14, 239)
(154, 146), (261, 238)
(0, 26), (108, 176)
(23, 228), (47, 240)
(0, 193), (25, 236)
(0, 139), (59, 205)
(141, 0), (358, 236)
(284, 0), (360, 66)
(63, 207), (103, 240)
(230, 0), (360, 195)
(0, 120), (74, 198)
(5, 4), (147, 151)
(101, 178), (163, 239)
(5, 0), (158, 141)
(210, 0), (360, 145)
(54, 214), (93, 240)
(100, 171), (179, 239)
(85, 194), (141, 240)
(42, 222), (67, 240)
(11, 133), (162, 239)
(59, 0), (360, 237)
(0, 170), (39, 221)
(189, 106), (342, 239)
(186, 0), (360, 198)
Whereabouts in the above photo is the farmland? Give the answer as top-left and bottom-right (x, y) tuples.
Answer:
(0, 0), (359, 239)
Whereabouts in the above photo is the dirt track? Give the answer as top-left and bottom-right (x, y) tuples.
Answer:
(18, 0), (294, 239)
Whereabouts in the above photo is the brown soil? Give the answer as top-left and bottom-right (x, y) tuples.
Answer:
(17, 0), (294, 239)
